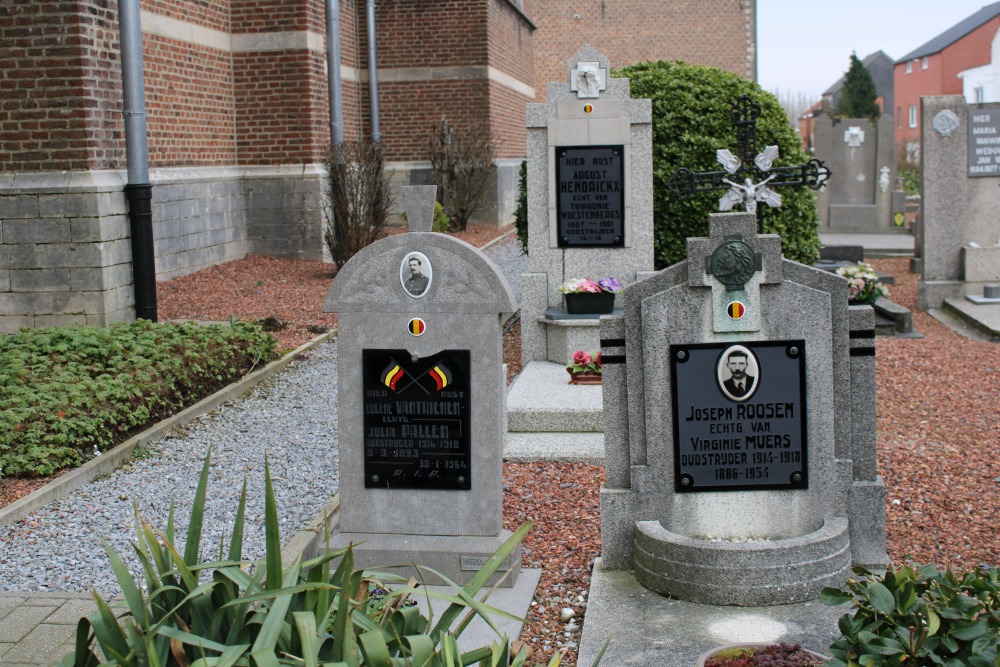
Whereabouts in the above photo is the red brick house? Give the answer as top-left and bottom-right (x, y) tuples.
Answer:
(894, 1), (1000, 163)
(0, 0), (756, 330)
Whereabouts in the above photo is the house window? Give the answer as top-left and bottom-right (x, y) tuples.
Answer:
(905, 61), (912, 74)
(975, 87), (985, 103)
(921, 57), (928, 70)
(909, 105), (918, 128)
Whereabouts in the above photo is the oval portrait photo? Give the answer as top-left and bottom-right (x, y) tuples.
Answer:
(400, 251), (432, 298)
(716, 344), (759, 402)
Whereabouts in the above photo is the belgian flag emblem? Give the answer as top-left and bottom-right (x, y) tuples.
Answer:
(408, 318), (426, 336)
(429, 363), (452, 390)
(380, 362), (405, 390)
(727, 301), (746, 319)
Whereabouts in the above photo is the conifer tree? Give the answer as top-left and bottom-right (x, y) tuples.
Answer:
(837, 53), (881, 119)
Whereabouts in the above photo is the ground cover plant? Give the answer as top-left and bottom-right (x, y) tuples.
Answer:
(0, 320), (277, 477)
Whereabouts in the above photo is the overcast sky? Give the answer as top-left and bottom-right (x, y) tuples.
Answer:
(757, 0), (996, 100)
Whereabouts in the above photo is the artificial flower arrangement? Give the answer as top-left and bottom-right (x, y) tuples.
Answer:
(835, 262), (889, 305)
(566, 349), (603, 384)
(558, 277), (622, 294)
(567, 349), (602, 374)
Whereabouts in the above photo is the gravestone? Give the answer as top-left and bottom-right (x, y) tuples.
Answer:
(323, 185), (521, 586)
(505, 46), (654, 463)
(917, 95), (1000, 310)
(598, 212), (888, 605)
(813, 114), (904, 231)
(520, 45), (655, 366)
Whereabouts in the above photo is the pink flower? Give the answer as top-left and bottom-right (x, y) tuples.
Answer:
(595, 352), (602, 367)
(572, 350), (592, 366)
(578, 279), (601, 293)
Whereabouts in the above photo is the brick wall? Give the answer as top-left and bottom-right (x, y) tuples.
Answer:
(1, 0), (125, 172)
(353, 0), (534, 162)
(2, 0), (752, 329)
(530, 0), (755, 98)
(145, 35), (237, 166)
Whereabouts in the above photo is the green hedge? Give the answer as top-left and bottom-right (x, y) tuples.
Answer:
(0, 320), (277, 476)
(617, 60), (822, 268)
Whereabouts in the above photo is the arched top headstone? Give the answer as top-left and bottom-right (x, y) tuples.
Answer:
(324, 186), (517, 315)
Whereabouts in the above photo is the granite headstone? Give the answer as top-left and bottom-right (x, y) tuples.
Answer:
(597, 212), (888, 606)
(323, 185), (521, 586)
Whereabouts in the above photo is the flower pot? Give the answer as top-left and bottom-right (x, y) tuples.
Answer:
(564, 292), (615, 315)
(695, 643), (829, 667)
(567, 369), (602, 385)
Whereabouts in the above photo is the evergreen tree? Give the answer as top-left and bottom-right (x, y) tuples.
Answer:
(837, 53), (881, 119)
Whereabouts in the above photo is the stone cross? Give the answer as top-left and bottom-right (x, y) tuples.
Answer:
(686, 213), (783, 333)
(666, 95), (832, 231)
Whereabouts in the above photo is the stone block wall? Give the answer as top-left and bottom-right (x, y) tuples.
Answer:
(0, 173), (134, 332)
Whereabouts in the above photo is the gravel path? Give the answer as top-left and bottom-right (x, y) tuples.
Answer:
(0, 341), (340, 597)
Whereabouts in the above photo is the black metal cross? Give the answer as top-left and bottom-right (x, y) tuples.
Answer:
(666, 95), (831, 232)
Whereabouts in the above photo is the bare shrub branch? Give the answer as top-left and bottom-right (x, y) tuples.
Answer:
(427, 120), (498, 231)
(323, 140), (393, 269)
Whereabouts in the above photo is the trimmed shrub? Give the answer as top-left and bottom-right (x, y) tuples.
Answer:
(616, 60), (822, 269)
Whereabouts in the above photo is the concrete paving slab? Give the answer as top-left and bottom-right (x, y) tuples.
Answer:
(504, 432), (605, 464)
(3, 623), (78, 665)
(43, 598), (99, 625)
(507, 361), (603, 432)
(0, 604), (58, 642)
(578, 559), (841, 667)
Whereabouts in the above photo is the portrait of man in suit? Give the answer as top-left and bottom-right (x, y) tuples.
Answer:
(718, 346), (758, 401)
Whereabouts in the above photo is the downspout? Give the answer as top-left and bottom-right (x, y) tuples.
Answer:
(118, 0), (157, 321)
(366, 0), (381, 142)
(326, 0), (344, 145)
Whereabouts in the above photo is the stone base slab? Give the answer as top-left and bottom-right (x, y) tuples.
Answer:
(328, 531), (522, 588)
(506, 360), (603, 432)
(632, 517), (851, 606)
(578, 559), (843, 667)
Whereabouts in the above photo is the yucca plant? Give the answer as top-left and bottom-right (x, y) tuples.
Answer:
(59, 449), (543, 667)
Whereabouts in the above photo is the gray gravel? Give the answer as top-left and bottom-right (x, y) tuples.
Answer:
(0, 340), (340, 597)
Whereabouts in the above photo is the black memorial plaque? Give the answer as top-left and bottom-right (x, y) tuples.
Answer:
(555, 145), (625, 247)
(968, 108), (1000, 177)
(671, 341), (808, 492)
(362, 349), (471, 490)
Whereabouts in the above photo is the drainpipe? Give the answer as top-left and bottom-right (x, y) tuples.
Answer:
(326, 0), (344, 145)
(118, 0), (157, 321)
(366, 0), (381, 142)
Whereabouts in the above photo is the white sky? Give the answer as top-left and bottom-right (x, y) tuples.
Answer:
(758, 0), (995, 100)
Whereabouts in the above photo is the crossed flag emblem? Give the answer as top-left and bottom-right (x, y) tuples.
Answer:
(379, 357), (452, 394)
